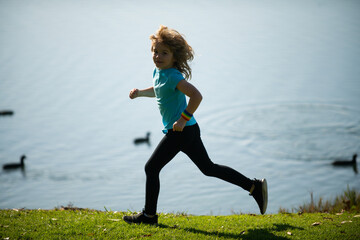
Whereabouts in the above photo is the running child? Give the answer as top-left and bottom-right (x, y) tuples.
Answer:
(123, 25), (268, 225)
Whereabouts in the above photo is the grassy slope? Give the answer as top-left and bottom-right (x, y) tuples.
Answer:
(1, 209), (360, 239)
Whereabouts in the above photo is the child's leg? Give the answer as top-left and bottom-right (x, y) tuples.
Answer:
(182, 124), (268, 214)
(144, 133), (181, 215)
(182, 124), (254, 191)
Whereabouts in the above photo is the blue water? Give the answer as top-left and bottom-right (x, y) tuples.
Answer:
(1, 0), (360, 215)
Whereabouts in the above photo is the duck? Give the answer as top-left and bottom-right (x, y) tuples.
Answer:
(134, 132), (151, 144)
(3, 155), (26, 170)
(332, 154), (357, 166)
(0, 110), (14, 116)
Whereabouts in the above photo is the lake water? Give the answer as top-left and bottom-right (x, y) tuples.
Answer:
(1, 0), (360, 215)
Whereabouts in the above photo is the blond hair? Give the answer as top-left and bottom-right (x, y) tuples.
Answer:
(150, 25), (194, 80)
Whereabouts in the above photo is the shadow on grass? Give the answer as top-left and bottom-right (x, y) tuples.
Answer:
(158, 223), (304, 239)
(273, 223), (304, 231)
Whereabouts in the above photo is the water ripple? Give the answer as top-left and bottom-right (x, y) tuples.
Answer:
(201, 102), (360, 161)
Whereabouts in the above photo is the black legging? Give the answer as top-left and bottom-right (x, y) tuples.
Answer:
(144, 123), (253, 215)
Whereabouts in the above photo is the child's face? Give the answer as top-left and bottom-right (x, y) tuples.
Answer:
(152, 43), (175, 70)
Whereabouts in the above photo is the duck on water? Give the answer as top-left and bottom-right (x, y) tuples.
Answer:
(3, 155), (26, 170)
(0, 110), (14, 116)
(332, 154), (357, 166)
(134, 132), (151, 145)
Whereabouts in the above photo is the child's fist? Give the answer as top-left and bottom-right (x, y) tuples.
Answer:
(129, 88), (139, 99)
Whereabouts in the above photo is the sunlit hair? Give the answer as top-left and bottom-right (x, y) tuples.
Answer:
(150, 25), (194, 80)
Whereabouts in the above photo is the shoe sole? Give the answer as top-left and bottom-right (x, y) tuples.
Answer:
(261, 178), (268, 214)
(123, 216), (158, 225)
(123, 217), (134, 225)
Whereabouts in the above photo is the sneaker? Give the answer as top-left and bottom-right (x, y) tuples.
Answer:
(249, 178), (268, 215)
(123, 211), (158, 225)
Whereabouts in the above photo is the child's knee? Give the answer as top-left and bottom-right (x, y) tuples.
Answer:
(200, 163), (217, 177)
(144, 163), (152, 175)
(144, 162), (160, 176)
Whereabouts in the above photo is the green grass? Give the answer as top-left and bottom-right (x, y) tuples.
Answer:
(1, 187), (360, 239)
(280, 185), (360, 214)
(1, 209), (360, 239)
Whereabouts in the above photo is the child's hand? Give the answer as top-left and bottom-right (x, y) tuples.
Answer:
(129, 88), (139, 99)
(173, 117), (187, 132)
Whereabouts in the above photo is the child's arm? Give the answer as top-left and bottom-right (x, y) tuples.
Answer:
(129, 87), (155, 99)
(173, 80), (203, 131)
